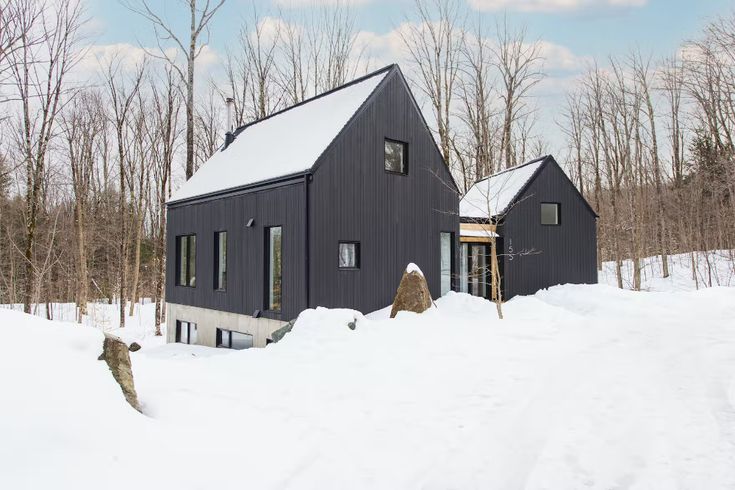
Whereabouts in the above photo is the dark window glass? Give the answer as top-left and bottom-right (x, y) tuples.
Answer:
(217, 328), (253, 350)
(338, 242), (360, 269)
(541, 203), (560, 225)
(176, 321), (197, 345)
(214, 231), (227, 290)
(384, 139), (407, 174)
(266, 226), (282, 311)
(177, 235), (196, 287)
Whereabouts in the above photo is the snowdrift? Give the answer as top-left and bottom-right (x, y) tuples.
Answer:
(2, 283), (735, 489)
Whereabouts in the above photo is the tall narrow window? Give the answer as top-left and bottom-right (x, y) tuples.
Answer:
(384, 139), (408, 174)
(440, 232), (453, 296)
(177, 234), (196, 287)
(214, 231), (227, 290)
(541, 202), (560, 225)
(338, 242), (360, 269)
(266, 226), (282, 311)
(459, 243), (469, 293)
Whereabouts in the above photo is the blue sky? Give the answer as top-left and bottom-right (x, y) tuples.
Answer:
(88, 0), (732, 63)
(83, 0), (733, 153)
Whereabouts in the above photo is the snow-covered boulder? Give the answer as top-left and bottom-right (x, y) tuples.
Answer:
(390, 263), (433, 318)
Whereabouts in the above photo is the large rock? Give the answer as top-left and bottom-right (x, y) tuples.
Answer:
(390, 263), (433, 318)
(100, 333), (141, 412)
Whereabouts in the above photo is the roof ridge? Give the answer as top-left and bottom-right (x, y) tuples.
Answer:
(230, 64), (397, 140)
(474, 155), (550, 185)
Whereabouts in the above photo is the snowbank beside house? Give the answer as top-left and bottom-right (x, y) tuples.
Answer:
(2, 280), (735, 489)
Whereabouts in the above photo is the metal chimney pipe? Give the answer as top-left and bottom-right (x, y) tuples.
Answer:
(225, 97), (234, 133)
(223, 97), (235, 150)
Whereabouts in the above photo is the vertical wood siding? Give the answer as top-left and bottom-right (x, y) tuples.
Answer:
(308, 70), (460, 312)
(499, 160), (598, 299)
(165, 182), (307, 321)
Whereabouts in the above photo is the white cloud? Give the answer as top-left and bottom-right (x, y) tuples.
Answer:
(537, 41), (591, 72)
(467, 0), (647, 13)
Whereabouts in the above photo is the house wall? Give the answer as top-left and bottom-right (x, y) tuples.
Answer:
(165, 179), (307, 324)
(499, 160), (597, 299)
(308, 69), (460, 313)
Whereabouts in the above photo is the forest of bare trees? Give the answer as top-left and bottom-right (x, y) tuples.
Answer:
(0, 0), (733, 327)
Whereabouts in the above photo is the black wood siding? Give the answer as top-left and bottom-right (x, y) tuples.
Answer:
(499, 160), (597, 299)
(165, 181), (307, 321)
(308, 69), (460, 313)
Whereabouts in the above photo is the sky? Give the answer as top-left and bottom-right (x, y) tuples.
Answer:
(82, 0), (734, 154)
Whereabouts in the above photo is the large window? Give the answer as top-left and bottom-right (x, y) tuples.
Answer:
(541, 202), (560, 225)
(176, 320), (197, 344)
(338, 242), (360, 269)
(214, 231), (227, 290)
(266, 226), (282, 311)
(217, 328), (254, 350)
(176, 234), (196, 287)
(440, 232), (453, 296)
(384, 138), (407, 174)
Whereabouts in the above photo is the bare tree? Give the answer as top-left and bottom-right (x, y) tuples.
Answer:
(7, 0), (84, 313)
(400, 0), (464, 166)
(493, 19), (543, 170)
(125, 0), (225, 180)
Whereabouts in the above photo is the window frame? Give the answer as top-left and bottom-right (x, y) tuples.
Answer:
(440, 232), (454, 295)
(384, 138), (408, 176)
(175, 320), (198, 345)
(338, 241), (361, 270)
(176, 234), (197, 287)
(216, 328), (254, 350)
(540, 202), (561, 226)
(213, 230), (227, 291)
(265, 226), (283, 312)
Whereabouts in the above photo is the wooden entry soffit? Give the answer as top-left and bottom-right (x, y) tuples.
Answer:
(460, 222), (498, 243)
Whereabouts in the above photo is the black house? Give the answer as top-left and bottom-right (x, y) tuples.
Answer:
(165, 65), (459, 348)
(459, 155), (598, 300)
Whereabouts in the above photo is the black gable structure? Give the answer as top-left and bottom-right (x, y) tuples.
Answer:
(165, 65), (459, 348)
(459, 155), (598, 300)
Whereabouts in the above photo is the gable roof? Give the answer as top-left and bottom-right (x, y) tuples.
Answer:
(460, 155), (598, 220)
(169, 65), (394, 204)
(460, 156), (548, 219)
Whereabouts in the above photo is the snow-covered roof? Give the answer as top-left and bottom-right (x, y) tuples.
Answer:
(460, 157), (547, 219)
(169, 68), (391, 203)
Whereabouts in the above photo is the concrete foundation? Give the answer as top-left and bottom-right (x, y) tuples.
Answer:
(166, 303), (286, 348)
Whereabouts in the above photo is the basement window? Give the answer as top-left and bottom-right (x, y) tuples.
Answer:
(338, 242), (360, 269)
(176, 234), (197, 287)
(217, 328), (254, 350)
(385, 139), (408, 174)
(176, 320), (198, 344)
(541, 203), (560, 226)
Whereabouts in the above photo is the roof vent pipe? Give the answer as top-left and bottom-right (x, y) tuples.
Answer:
(223, 97), (235, 150)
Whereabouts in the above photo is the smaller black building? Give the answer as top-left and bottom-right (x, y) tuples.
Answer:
(459, 155), (598, 300)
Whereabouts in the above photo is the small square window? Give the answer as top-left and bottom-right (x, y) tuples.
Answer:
(385, 139), (407, 174)
(541, 203), (560, 225)
(339, 242), (360, 269)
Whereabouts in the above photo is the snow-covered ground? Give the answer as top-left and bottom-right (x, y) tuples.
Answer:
(0, 300), (165, 348)
(1, 253), (735, 489)
(600, 250), (735, 291)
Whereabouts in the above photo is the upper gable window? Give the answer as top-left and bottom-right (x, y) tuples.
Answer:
(541, 203), (560, 225)
(385, 139), (407, 175)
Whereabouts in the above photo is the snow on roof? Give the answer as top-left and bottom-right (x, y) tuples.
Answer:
(169, 68), (390, 203)
(460, 157), (547, 219)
